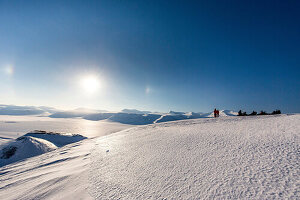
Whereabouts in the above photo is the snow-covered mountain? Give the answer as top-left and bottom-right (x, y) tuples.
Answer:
(1, 105), (238, 125)
(121, 109), (151, 114)
(48, 108), (104, 118)
(0, 104), (58, 116)
(73, 110), (237, 125)
(0, 114), (298, 199)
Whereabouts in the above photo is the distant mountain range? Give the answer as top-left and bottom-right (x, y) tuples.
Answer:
(0, 104), (238, 125)
(49, 109), (238, 125)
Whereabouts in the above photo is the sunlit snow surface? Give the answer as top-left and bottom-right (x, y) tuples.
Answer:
(0, 131), (88, 167)
(90, 114), (299, 199)
(0, 114), (299, 199)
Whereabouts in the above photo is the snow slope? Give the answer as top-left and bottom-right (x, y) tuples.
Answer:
(0, 139), (94, 200)
(0, 136), (57, 167)
(0, 114), (299, 199)
(0, 131), (87, 167)
(90, 114), (299, 199)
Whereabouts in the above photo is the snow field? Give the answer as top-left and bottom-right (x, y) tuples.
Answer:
(0, 114), (299, 199)
(89, 115), (299, 199)
(0, 139), (94, 200)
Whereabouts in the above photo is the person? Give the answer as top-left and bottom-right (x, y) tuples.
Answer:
(214, 108), (217, 118)
(216, 109), (219, 117)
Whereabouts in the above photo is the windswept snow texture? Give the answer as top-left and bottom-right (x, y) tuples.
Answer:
(0, 131), (87, 167)
(0, 115), (298, 200)
(0, 139), (93, 200)
(0, 136), (57, 167)
(89, 114), (299, 199)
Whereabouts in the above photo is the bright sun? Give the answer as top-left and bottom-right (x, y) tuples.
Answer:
(80, 75), (100, 94)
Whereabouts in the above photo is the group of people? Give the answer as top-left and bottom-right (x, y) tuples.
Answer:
(213, 108), (220, 118)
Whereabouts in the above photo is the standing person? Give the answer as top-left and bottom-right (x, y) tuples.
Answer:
(216, 109), (220, 117)
(214, 108), (217, 118)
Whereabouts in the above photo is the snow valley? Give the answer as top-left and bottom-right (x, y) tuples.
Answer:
(0, 112), (299, 199)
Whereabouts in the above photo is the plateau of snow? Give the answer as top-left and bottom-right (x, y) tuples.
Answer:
(0, 114), (299, 199)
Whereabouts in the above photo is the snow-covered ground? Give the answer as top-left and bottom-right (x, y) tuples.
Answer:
(0, 131), (87, 167)
(0, 138), (94, 199)
(0, 114), (299, 199)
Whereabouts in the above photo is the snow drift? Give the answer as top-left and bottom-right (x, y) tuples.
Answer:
(0, 136), (57, 167)
(0, 130), (86, 167)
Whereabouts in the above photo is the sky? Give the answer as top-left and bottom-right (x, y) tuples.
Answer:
(0, 0), (299, 113)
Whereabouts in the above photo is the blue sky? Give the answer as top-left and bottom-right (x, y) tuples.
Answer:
(0, 0), (299, 113)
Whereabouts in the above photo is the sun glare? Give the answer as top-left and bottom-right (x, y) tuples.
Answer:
(4, 65), (14, 75)
(80, 75), (100, 94)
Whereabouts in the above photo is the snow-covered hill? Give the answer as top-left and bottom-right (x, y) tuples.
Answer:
(0, 131), (86, 167)
(0, 136), (57, 167)
(0, 114), (299, 199)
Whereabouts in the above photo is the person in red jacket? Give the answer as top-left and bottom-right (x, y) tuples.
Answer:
(214, 108), (217, 118)
(214, 108), (220, 118)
